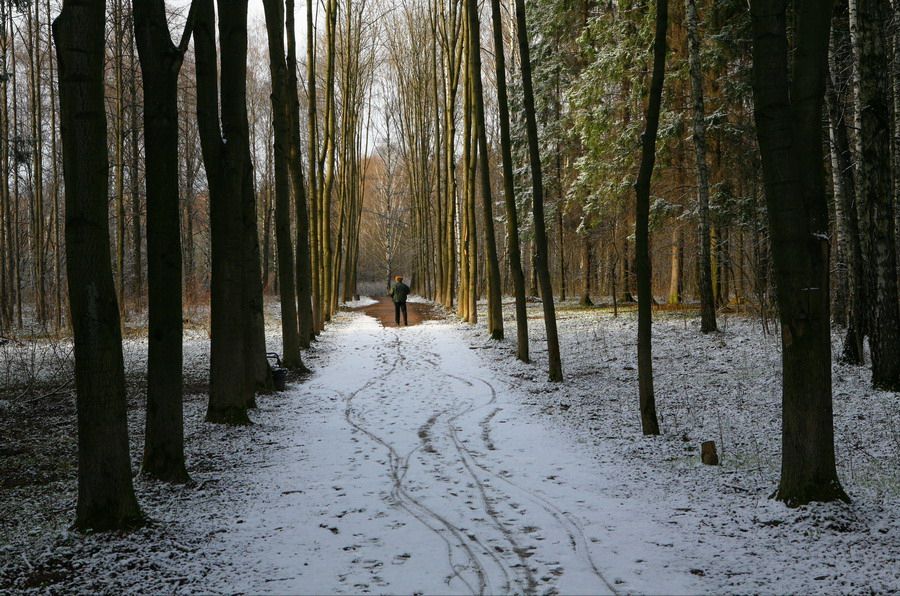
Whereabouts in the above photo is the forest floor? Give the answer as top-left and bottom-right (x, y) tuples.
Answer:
(1, 297), (899, 593)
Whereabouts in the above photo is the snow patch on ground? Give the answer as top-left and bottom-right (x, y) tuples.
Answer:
(1, 301), (899, 594)
(455, 301), (900, 594)
(341, 296), (379, 309)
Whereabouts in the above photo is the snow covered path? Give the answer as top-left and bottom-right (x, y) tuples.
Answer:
(201, 311), (700, 595)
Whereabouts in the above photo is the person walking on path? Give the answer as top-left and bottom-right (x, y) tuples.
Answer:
(390, 276), (411, 326)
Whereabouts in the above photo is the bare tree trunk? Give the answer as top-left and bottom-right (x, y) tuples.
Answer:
(112, 0), (126, 313)
(264, 0), (303, 370)
(133, 0), (193, 483)
(826, 7), (866, 364)
(489, 0), (526, 354)
(53, 0), (143, 529)
(458, 14), (476, 324)
(668, 228), (683, 304)
(514, 0), (561, 381)
(850, 0), (900, 390)
(634, 0), (666, 436)
(320, 0), (338, 323)
(580, 235), (593, 306)
(128, 24), (142, 309)
(10, 6), (22, 329)
(751, 0), (849, 505)
(287, 0), (313, 349)
(0, 2), (10, 333)
(306, 0), (322, 334)
(465, 0), (503, 340)
(685, 0), (717, 333)
(27, 0), (47, 325)
(195, 0), (253, 423)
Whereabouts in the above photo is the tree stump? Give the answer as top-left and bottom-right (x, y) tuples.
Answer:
(701, 441), (719, 465)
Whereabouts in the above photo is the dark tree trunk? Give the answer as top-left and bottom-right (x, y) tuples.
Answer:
(53, 0), (142, 529)
(850, 0), (900, 390)
(514, 0), (562, 381)
(633, 0), (666, 436)
(826, 11), (867, 364)
(580, 235), (593, 306)
(195, 0), (252, 424)
(286, 0), (314, 349)
(685, 0), (717, 333)
(490, 0), (528, 361)
(466, 0), (503, 340)
(751, 0), (849, 505)
(263, 0), (303, 371)
(133, 0), (193, 483)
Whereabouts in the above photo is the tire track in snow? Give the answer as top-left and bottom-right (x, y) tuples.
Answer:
(402, 356), (537, 594)
(466, 376), (619, 595)
(417, 347), (617, 594)
(339, 329), (497, 595)
(444, 385), (539, 594)
(390, 340), (515, 594)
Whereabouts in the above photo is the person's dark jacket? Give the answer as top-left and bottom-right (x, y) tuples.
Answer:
(391, 282), (410, 304)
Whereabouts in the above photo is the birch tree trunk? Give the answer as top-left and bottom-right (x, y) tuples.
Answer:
(826, 11), (867, 364)
(850, 0), (900, 390)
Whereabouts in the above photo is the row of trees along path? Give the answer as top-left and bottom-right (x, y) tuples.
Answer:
(25, 0), (900, 531)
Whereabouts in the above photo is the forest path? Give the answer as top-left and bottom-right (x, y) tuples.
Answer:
(360, 296), (441, 327)
(204, 310), (699, 595)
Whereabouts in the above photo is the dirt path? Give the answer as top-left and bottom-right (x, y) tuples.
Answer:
(356, 297), (440, 327)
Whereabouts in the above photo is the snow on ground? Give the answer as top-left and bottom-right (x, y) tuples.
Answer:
(1, 299), (899, 593)
(457, 299), (900, 593)
(341, 296), (379, 309)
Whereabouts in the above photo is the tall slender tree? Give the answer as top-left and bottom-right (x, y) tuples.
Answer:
(514, 0), (561, 381)
(466, 0), (503, 339)
(850, 0), (900, 390)
(286, 0), (314, 349)
(263, 0), (303, 371)
(133, 0), (194, 482)
(751, 0), (849, 505)
(634, 0), (667, 436)
(194, 0), (254, 423)
(826, 4), (866, 365)
(490, 0), (528, 360)
(53, 0), (143, 529)
(685, 0), (717, 333)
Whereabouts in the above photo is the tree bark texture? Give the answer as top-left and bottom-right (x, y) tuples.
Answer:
(466, 0), (503, 340)
(633, 0), (666, 436)
(53, 0), (142, 529)
(751, 0), (849, 505)
(685, 0), (717, 333)
(514, 0), (562, 381)
(263, 0), (303, 371)
(826, 22), (867, 364)
(850, 0), (900, 390)
(133, 0), (192, 482)
(286, 0), (314, 349)
(195, 0), (253, 424)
